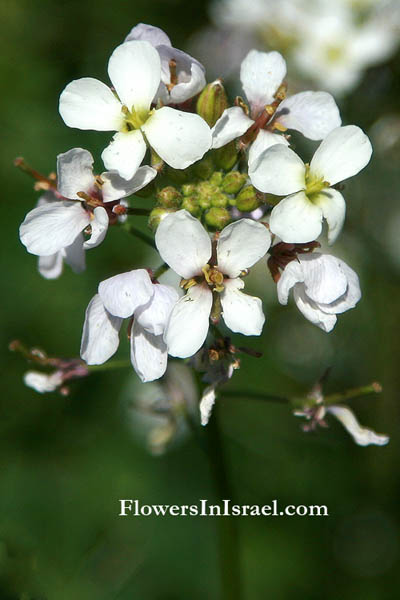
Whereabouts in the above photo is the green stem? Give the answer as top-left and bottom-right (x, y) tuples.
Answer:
(86, 360), (131, 372)
(153, 262), (169, 280)
(123, 224), (156, 250)
(324, 382), (382, 406)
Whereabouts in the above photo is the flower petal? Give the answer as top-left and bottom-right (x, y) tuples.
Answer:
(24, 371), (63, 393)
(297, 254), (348, 304)
(276, 91), (341, 140)
(108, 40), (161, 113)
(217, 219), (271, 278)
(142, 106), (211, 169)
(200, 385), (217, 426)
(269, 191), (323, 243)
(249, 144), (306, 195)
(63, 233), (86, 273)
(57, 148), (95, 200)
(101, 165), (157, 202)
(211, 106), (253, 149)
(125, 23), (171, 47)
(157, 45), (206, 104)
(130, 321), (168, 383)
(314, 188), (346, 244)
(240, 50), (287, 115)
(19, 201), (89, 256)
(310, 125), (373, 185)
(84, 206), (109, 249)
(101, 130), (147, 180)
(326, 405), (389, 447)
(248, 129), (289, 171)
(276, 260), (305, 305)
(136, 284), (179, 336)
(318, 260), (361, 315)
(220, 278), (265, 335)
(98, 269), (154, 318)
(38, 253), (64, 280)
(80, 294), (122, 364)
(164, 284), (212, 358)
(293, 285), (337, 332)
(59, 78), (123, 131)
(155, 210), (212, 278)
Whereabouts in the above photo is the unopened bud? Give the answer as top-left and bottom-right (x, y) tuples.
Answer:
(205, 207), (231, 229)
(213, 141), (238, 171)
(236, 185), (261, 212)
(148, 207), (176, 231)
(182, 196), (201, 216)
(209, 171), (223, 186)
(211, 192), (228, 208)
(194, 156), (214, 180)
(221, 171), (247, 194)
(182, 183), (197, 196)
(196, 79), (228, 127)
(157, 186), (182, 208)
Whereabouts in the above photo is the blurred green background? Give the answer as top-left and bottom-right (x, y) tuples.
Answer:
(1, 0), (400, 598)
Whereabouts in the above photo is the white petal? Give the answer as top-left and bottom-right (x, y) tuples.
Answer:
(326, 405), (389, 447)
(217, 219), (271, 278)
(249, 144), (305, 195)
(293, 285), (337, 332)
(57, 148), (95, 200)
(125, 23), (171, 47)
(108, 40), (161, 113)
(276, 92), (341, 140)
(135, 284), (179, 336)
(318, 260), (361, 315)
(59, 78), (123, 131)
(314, 188), (346, 244)
(63, 233), (86, 273)
(101, 165), (157, 202)
(269, 191), (323, 243)
(98, 269), (154, 319)
(297, 254), (348, 304)
(24, 371), (63, 393)
(157, 45), (206, 104)
(164, 284), (212, 358)
(142, 107), (211, 169)
(101, 130), (147, 180)
(130, 321), (168, 383)
(211, 106), (253, 149)
(38, 253), (64, 280)
(84, 206), (109, 249)
(19, 201), (89, 256)
(200, 385), (217, 426)
(155, 210), (212, 278)
(310, 125), (373, 185)
(277, 260), (305, 305)
(80, 294), (122, 364)
(248, 129), (289, 171)
(220, 278), (265, 335)
(240, 50), (287, 115)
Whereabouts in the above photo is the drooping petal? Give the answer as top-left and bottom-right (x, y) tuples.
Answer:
(142, 106), (211, 169)
(277, 260), (305, 305)
(249, 144), (306, 195)
(83, 206), (109, 249)
(101, 165), (157, 202)
(217, 219), (271, 278)
(297, 254), (348, 304)
(220, 277), (265, 335)
(199, 385), (217, 426)
(59, 78), (124, 131)
(80, 294), (122, 364)
(275, 91), (341, 140)
(57, 148), (95, 199)
(136, 284), (179, 336)
(293, 285), (337, 332)
(130, 320), (168, 383)
(24, 371), (63, 393)
(310, 125), (373, 185)
(326, 405), (389, 447)
(164, 284), (213, 358)
(101, 130), (147, 180)
(240, 50), (287, 115)
(125, 23), (172, 47)
(269, 191), (323, 243)
(19, 201), (90, 256)
(211, 106), (253, 149)
(98, 269), (154, 318)
(318, 260), (361, 315)
(38, 253), (64, 280)
(314, 188), (346, 245)
(157, 45), (206, 104)
(63, 233), (86, 273)
(155, 210), (212, 279)
(248, 129), (289, 171)
(108, 40), (161, 114)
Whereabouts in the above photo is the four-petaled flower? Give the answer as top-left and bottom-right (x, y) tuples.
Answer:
(155, 210), (271, 358)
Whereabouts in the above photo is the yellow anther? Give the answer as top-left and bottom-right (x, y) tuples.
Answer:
(274, 83), (287, 101)
(264, 104), (276, 116)
(273, 122), (287, 132)
(202, 264), (225, 292)
(180, 277), (197, 290)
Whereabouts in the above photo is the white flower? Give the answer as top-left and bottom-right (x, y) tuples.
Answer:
(19, 148), (156, 267)
(125, 23), (206, 105)
(211, 49), (341, 169)
(80, 269), (179, 382)
(277, 253), (361, 332)
(59, 41), (212, 180)
(199, 385), (217, 426)
(250, 125), (372, 244)
(155, 210), (271, 358)
(326, 405), (389, 447)
(24, 370), (63, 393)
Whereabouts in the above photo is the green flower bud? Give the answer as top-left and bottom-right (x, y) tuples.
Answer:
(211, 191), (228, 208)
(236, 185), (261, 212)
(196, 79), (228, 127)
(156, 186), (182, 208)
(194, 156), (214, 180)
(168, 166), (193, 184)
(181, 183), (197, 197)
(213, 141), (238, 171)
(209, 171), (224, 186)
(181, 196), (201, 216)
(148, 207), (175, 232)
(197, 182), (217, 209)
(205, 207), (231, 229)
(221, 171), (247, 194)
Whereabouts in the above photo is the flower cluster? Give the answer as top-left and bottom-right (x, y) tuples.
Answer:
(16, 23), (388, 447)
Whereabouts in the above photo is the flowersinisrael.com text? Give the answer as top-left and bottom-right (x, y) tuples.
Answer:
(118, 499), (329, 517)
